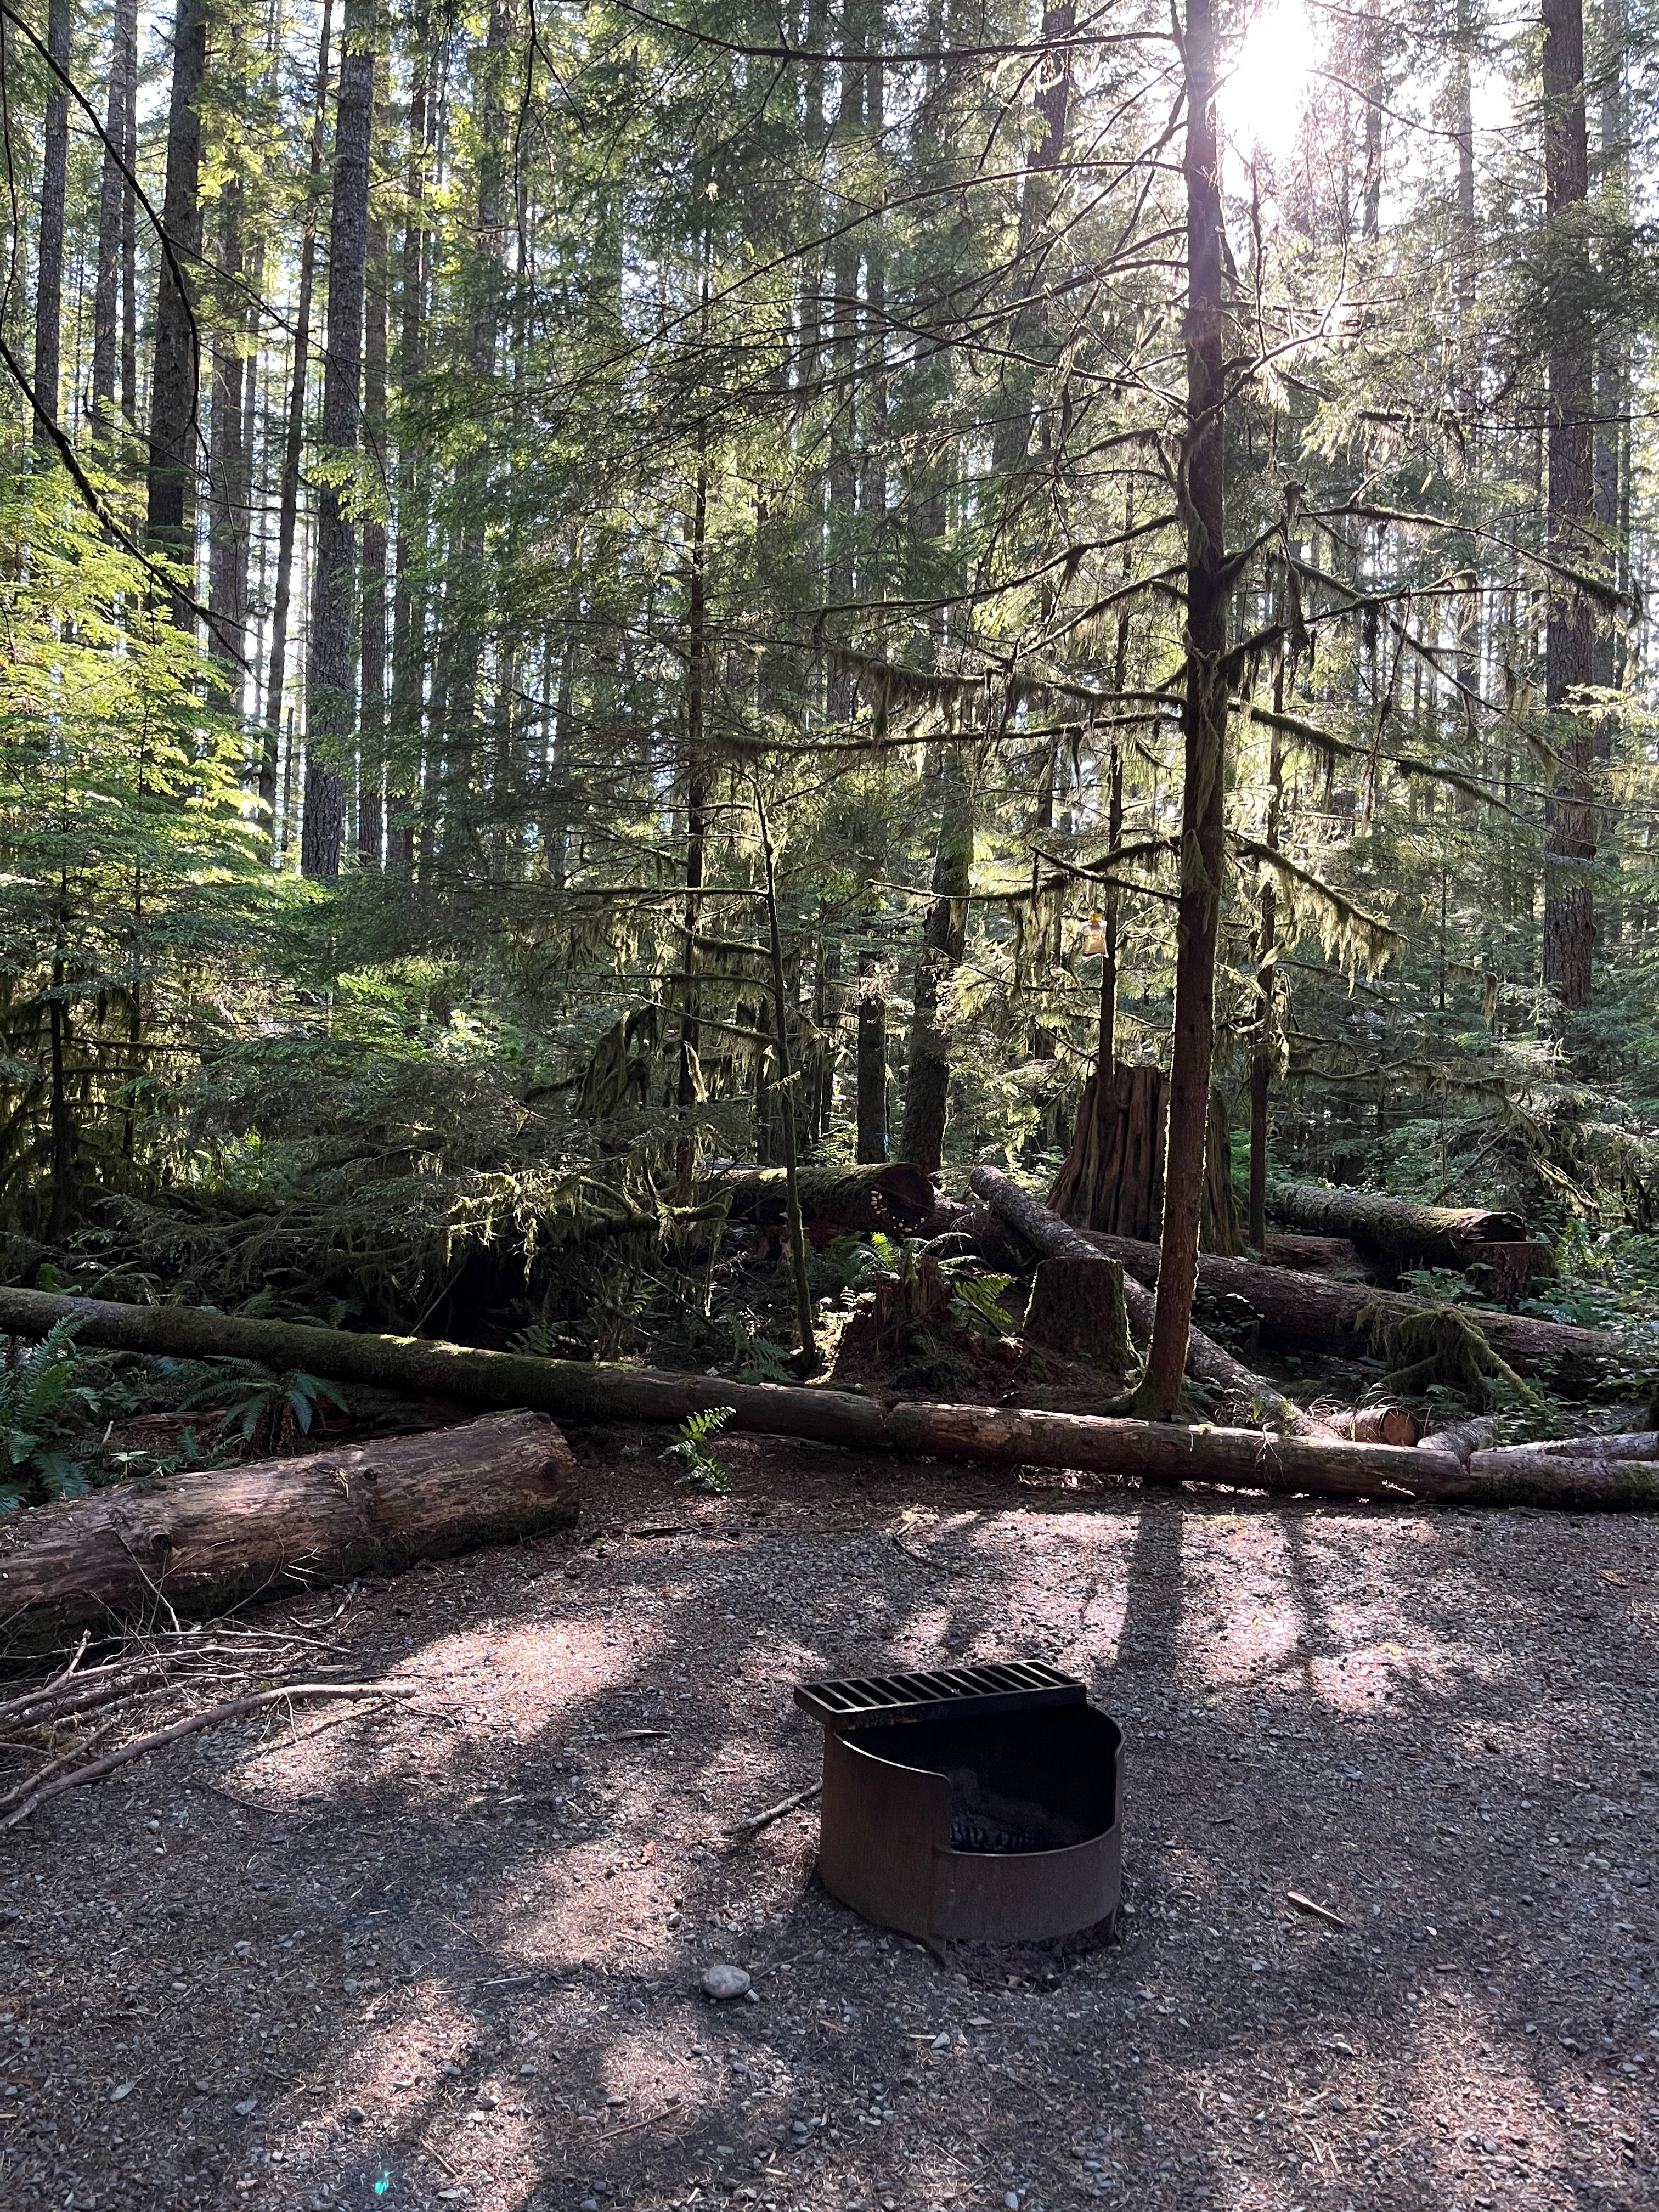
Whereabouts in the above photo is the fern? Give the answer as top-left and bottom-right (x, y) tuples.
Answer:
(664, 1405), (736, 1494)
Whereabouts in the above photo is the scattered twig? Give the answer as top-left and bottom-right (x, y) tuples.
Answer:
(1285, 1889), (1352, 1929)
(596, 2097), (685, 2143)
(727, 1780), (823, 1841)
(0, 1682), (417, 1831)
(418, 2135), (462, 2179)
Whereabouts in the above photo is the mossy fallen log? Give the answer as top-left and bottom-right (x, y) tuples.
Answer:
(712, 1163), (936, 1235)
(1265, 1180), (1530, 1273)
(0, 1286), (1639, 1517)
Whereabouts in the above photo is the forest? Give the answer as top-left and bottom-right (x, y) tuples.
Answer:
(0, 1), (1655, 2206)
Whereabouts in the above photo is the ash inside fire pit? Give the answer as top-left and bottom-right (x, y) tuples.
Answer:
(798, 1664), (1122, 1945)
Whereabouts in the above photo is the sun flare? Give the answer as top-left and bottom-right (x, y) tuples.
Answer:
(1217, 0), (1317, 161)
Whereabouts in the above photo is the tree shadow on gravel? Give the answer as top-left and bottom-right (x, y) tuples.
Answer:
(3, 1451), (1654, 2212)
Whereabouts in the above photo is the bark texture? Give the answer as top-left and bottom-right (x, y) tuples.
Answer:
(971, 1163), (1302, 1426)
(1048, 1063), (1165, 1240)
(900, 752), (973, 1172)
(887, 1402), (1452, 1498)
(1143, 0), (1228, 1416)
(1023, 1254), (1133, 1377)
(91, 0), (138, 424)
(1539, 0), (1598, 1007)
(302, 0), (376, 877)
(31, 0), (70, 448)
(716, 1162), (935, 1235)
(1266, 1180), (1528, 1272)
(0, 1412), (577, 1656)
(0, 1286), (891, 1449)
(146, 0), (210, 615)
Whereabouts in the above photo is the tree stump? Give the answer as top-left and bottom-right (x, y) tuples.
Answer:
(1023, 1254), (1133, 1379)
(1048, 1063), (1166, 1239)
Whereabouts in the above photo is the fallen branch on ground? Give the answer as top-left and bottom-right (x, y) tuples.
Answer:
(0, 1624), (419, 1830)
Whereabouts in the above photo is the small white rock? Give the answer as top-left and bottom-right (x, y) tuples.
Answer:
(701, 1963), (752, 2001)
(110, 2081), (136, 2103)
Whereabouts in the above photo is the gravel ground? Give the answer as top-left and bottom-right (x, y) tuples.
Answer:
(2, 1427), (1656, 2212)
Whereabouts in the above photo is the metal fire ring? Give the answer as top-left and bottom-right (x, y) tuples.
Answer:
(797, 1662), (1122, 1946)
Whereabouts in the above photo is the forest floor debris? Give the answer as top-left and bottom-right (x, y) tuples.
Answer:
(0, 1426), (1653, 2212)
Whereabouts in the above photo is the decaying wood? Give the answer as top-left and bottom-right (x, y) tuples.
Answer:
(1048, 1062), (1166, 1240)
(0, 1287), (1636, 1529)
(1266, 1180), (1529, 1273)
(1321, 1404), (1420, 1446)
(973, 1164), (1307, 1428)
(0, 1409), (578, 1654)
(1022, 1254), (1133, 1376)
(0, 1284), (893, 1451)
(1468, 1432), (1659, 1476)
(1200, 1087), (1244, 1256)
(1417, 1416), (1501, 1462)
(1447, 1458), (1659, 1509)
(1262, 1233), (1368, 1279)
(886, 1401), (1455, 1498)
(714, 1162), (936, 1235)
(961, 1216), (1619, 1383)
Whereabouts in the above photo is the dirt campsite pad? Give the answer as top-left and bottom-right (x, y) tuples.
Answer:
(2, 1430), (1656, 2212)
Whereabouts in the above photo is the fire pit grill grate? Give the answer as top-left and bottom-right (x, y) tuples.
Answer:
(794, 1660), (1083, 1731)
(798, 1657), (1122, 1945)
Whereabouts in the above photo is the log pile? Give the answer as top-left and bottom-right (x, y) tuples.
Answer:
(977, 1213), (1616, 1383)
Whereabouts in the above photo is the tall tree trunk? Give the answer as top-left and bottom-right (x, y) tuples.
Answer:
(437, 0), (510, 860)
(261, 0), (334, 842)
(91, 0), (137, 430)
(1137, 0), (1228, 1418)
(1247, 663), (1285, 1249)
(1539, 0), (1596, 1008)
(358, 78), (390, 867)
(207, 176), (249, 709)
(146, 0), (210, 623)
(676, 445), (709, 1171)
(31, 0), (70, 453)
(301, 0), (376, 878)
(388, 8), (431, 872)
(899, 749), (973, 1173)
(118, 0), (138, 428)
(856, 967), (887, 1163)
(991, 0), (1074, 479)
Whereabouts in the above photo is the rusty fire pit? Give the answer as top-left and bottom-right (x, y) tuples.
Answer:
(796, 1661), (1122, 1945)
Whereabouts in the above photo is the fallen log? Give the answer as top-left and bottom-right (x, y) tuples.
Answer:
(1468, 1432), (1659, 1477)
(955, 1210), (1618, 1385)
(0, 1411), (579, 1656)
(0, 1284), (893, 1452)
(1266, 1179), (1528, 1273)
(0, 1287), (1638, 1524)
(1261, 1233), (1368, 1279)
(886, 1401), (1454, 1498)
(970, 1164), (1305, 1428)
(1419, 1416), (1502, 1463)
(1323, 1404), (1420, 1446)
(1446, 1458), (1659, 1510)
(712, 1163), (936, 1236)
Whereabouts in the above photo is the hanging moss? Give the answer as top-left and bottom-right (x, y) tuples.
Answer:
(1364, 1302), (1547, 1412)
